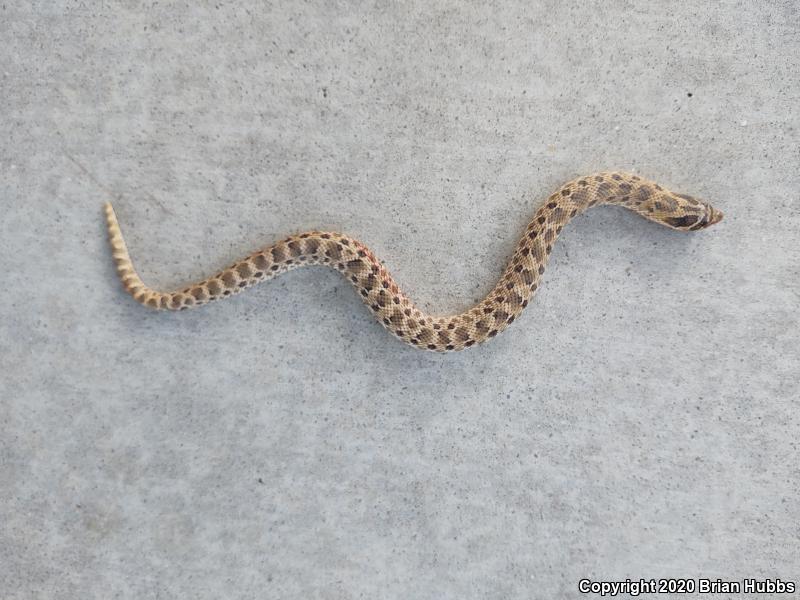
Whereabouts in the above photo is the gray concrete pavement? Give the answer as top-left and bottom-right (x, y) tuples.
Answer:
(2, 2), (798, 598)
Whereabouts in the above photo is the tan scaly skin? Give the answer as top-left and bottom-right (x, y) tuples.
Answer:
(106, 172), (723, 352)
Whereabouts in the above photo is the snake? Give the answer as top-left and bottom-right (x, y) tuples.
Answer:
(105, 172), (722, 352)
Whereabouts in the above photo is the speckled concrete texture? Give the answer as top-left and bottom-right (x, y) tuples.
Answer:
(2, 2), (798, 599)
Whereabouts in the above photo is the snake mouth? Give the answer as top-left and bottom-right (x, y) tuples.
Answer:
(689, 206), (724, 230)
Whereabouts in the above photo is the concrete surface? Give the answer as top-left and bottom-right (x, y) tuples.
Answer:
(2, 2), (798, 599)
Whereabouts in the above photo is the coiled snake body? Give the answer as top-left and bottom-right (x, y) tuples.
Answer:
(106, 172), (722, 352)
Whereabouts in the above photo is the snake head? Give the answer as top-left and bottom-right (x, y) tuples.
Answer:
(661, 195), (724, 231)
(695, 205), (724, 229)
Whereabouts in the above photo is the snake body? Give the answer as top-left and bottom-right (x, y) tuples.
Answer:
(106, 172), (722, 352)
